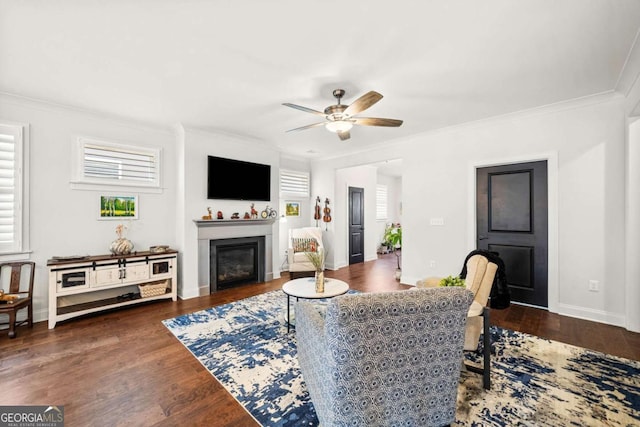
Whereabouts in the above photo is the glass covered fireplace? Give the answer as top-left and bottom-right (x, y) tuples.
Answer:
(210, 236), (266, 291)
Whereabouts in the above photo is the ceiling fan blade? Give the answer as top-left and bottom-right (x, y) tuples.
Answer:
(353, 117), (403, 127)
(282, 103), (326, 116)
(338, 131), (351, 141)
(343, 91), (383, 116)
(286, 122), (326, 132)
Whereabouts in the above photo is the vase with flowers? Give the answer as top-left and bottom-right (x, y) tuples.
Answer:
(109, 223), (134, 255)
(305, 248), (326, 293)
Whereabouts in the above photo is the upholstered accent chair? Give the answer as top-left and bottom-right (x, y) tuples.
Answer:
(296, 287), (474, 427)
(287, 227), (324, 279)
(416, 254), (497, 389)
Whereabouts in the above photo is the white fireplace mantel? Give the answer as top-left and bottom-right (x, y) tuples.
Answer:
(195, 218), (276, 293)
(193, 218), (277, 228)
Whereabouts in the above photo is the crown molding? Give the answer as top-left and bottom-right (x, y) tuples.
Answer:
(180, 123), (281, 156)
(0, 91), (175, 135)
(616, 27), (640, 97)
(313, 91), (624, 163)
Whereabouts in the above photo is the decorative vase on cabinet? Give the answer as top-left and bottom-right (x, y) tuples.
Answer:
(110, 238), (134, 255)
(110, 224), (134, 255)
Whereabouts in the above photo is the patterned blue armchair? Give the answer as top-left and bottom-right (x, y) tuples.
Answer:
(295, 287), (474, 427)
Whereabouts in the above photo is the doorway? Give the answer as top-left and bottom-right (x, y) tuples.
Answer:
(349, 186), (365, 264)
(476, 161), (548, 307)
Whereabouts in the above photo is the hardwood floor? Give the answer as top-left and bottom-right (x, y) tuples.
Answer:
(1, 253), (638, 426)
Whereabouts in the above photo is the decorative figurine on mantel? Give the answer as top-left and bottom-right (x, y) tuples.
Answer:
(217, 211), (224, 220)
(250, 203), (258, 219)
(202, 207), (213, 220)
(110, 224), (134, 255)
(243, 212), (250, 219)
(261, 205), (277, 219)
(231, 212), (240, 219)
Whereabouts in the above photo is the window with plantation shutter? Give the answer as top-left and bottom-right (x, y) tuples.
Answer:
(376, 184), (388, 221)
(0, 123), (25, 253)
(280, 169), (309, 197)
(75, 137), (161, 188)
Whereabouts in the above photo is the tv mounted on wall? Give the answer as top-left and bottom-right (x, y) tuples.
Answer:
(207, 156), (271, 201)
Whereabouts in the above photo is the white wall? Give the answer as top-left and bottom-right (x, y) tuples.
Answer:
(625, 118), (640, 332)
(622, 43), (640, 332)
(0, 94), (177, 322)
(320, 94), (629, 327)
(402, 95), (626, 326)
(176, 126), (281, 298)
(309, 162), (337, 269)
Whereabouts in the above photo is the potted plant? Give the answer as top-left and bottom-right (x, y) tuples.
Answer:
(438, 275), (466, 287)
(382, 223), (402, 279)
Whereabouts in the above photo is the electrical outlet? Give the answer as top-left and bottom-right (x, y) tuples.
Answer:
(429, 260), (436, 268)
(588, 280), (599, 292)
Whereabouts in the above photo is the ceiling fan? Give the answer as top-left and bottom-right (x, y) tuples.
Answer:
(283, 89), (403, 141)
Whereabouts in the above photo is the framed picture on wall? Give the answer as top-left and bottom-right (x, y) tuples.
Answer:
(285, 201), (300, 217)
(98, 194), (139, 220)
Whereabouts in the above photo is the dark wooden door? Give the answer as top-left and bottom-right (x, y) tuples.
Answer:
(349, 186), (365, 264)
(477, 161), (548, 307)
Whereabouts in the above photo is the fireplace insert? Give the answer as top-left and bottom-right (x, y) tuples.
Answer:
(210, 236), (265, 291)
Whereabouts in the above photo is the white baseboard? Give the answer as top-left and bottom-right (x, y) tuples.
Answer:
(556, 303), (626, 328)
(400, 275), (421, 286)
(33, 308), (48, 324)
(181, 288), (201, 299)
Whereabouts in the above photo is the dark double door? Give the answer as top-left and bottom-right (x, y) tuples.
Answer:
(476, 161), (548, 308)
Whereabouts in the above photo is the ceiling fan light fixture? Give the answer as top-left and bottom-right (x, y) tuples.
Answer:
(284, 89), (402, 140)
(325, 120), (353, 133)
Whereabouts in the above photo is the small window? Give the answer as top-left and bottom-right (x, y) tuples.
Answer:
(280, 169), (309, 197)
(376, 184), (388, 221)
(0, 123), (26, 254)
(75, 137), (161, 188)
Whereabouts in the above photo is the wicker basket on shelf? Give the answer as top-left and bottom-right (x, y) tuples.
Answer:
(139, 281), (168, 298)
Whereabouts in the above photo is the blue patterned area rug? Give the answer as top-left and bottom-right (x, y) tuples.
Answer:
(162, 290), (640, 426)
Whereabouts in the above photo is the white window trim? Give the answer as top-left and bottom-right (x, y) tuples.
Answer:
(0, 121), (30, 259)
(70, 136), (163, 194)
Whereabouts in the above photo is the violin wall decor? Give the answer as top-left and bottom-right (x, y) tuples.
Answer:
(323, 198), (332, 230)
(314, 196), (321, 227)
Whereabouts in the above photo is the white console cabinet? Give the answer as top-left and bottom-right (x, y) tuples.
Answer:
(47, 250), (178, 328)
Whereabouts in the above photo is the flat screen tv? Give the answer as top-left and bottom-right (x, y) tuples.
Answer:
(207, 156), (271, 201)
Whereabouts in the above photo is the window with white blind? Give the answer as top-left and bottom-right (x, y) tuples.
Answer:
(280, 169), (310, 197)
(376, 184), (388, 221)
(0, 123), (26, 254)
(75, 137), (161, 188)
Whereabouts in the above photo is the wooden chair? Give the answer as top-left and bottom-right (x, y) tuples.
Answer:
(416, 254), (497, 389)
(0, 261), (36, 338)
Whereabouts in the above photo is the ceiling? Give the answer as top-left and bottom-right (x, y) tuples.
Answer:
(1, 1), (639, 160)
